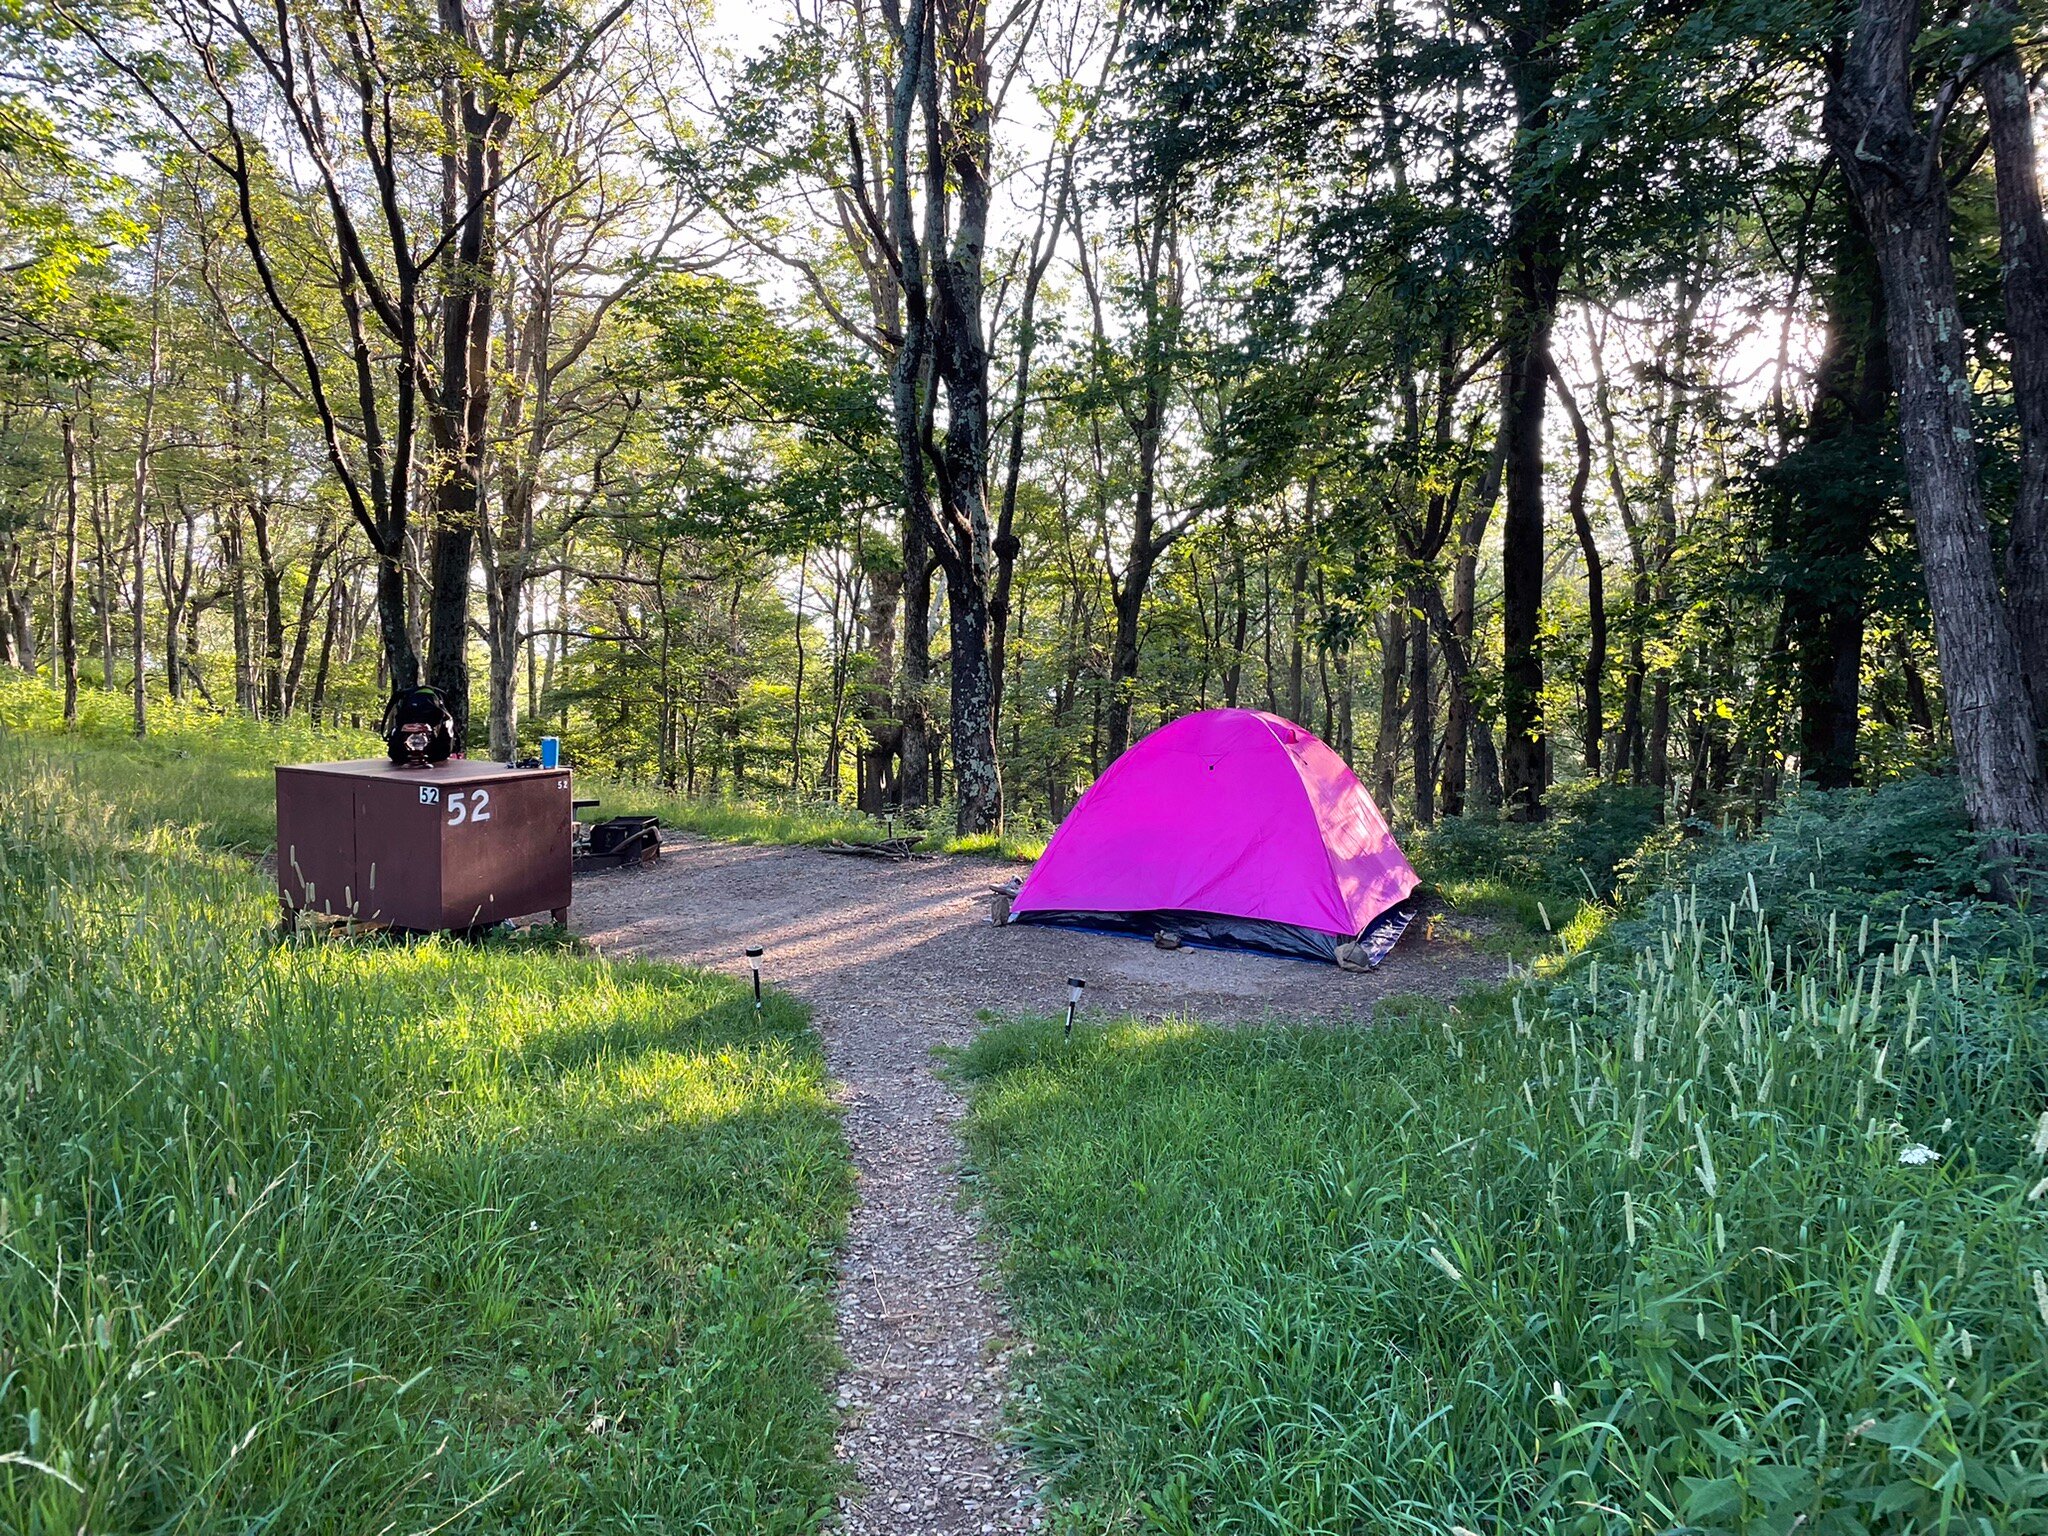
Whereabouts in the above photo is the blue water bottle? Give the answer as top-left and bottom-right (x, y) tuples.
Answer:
(540, 736), (560, 769)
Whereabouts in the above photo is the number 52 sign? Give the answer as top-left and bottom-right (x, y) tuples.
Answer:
(415, 783), (492, 824)
(444, 788), (492, 826)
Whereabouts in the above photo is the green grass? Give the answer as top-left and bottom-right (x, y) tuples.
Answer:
(956, 888), (2048, 1532)
(0, 729), (854, 1532)
(0, 678), (368, 850)
(0, 678), (1046, 860)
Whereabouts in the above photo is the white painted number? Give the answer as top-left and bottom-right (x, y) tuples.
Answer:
(445, 788), (492, 827)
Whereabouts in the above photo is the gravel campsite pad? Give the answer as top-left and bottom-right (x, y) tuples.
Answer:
(572, 835), (1503, 1532)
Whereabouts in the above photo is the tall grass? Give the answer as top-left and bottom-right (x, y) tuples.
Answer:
(0, 735), (853, 1533)
(0, 679), (365, 849)
(957, 881), (2048, 1532)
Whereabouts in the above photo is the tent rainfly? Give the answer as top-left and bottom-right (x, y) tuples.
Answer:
(1008, 709), (1420, 966)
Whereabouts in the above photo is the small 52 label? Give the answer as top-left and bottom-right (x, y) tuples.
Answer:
(419, 786), (441, 805)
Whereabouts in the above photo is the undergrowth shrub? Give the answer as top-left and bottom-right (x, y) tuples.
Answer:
(1412, 781), (1668, 903)
(1614, 773), (2047, 969)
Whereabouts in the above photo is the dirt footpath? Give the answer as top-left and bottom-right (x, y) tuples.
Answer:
(571, 836), (1501, 1534)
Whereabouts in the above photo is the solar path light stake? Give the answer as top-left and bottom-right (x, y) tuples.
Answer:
(746, 946), (764, 1016)
(1064, 977), (1085, 1040)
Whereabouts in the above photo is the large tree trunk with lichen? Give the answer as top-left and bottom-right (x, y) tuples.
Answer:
(877, 0), (1003, 835)
(1827, 0), (2048, 856)
(1982, 31), (2048, 732)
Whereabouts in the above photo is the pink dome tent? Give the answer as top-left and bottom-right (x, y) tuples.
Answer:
(1008, 709), (1420, 966)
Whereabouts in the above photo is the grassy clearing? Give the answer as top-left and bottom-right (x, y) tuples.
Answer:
(958, 823), (2048, 1532)
(0, 732), (854, 1533)
(591, 777), (1048, 861)
(0, 679), (1046, 861)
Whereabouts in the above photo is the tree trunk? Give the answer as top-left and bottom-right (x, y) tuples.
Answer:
(1375, 605), (1406, 812)
(1286, 539), (1308, 724)
(91, 437), (114, 694)
(1826, 0), (2048, 848)
(1335, 639), (1354, 764)
(484, 560), (522, 760)
(425, 22), (510, 753)
(899, 523), (932, 808)
(250, 499), (286, 717)
(1225, 513), (1248, 708)
(1781, 205), (1888, 789)
(1983, 35), (2048, 731)
(947, 576), (1002, 833)
(1260, 556), (1278, 714)
(790, 550), (810, 789)
(1551, 364), (1603, 777)
(378, 539), (417, 701)
(1438, 589), (1471, 813)
(1408, 589), (1433, 823)
(127, 201), (166, 737)
(1104, 397), (1167, 759)
(1649, 676), (1672, 801)
(309, 573), (343, 724)
(225, 506), (255, 714)
(1105, 571), (1147, 760)
(525, 582), (539, 724)
(160, 499), (194, 701)
(1499, 228), (1557, 819)
(1498, 41), (1564, 821)
(60, 415), (80, 725)
(3, 534), (33, 675)
(1104, 410), (1176, 756)
(1444, 440), (1505, 814)
(282, 536), (331, 715)
(857, 554), (904, 812)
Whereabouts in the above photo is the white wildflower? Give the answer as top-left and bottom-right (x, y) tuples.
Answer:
(1898, 1144), (1941, 1167)
(2035, 1271), (2048, 1331)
